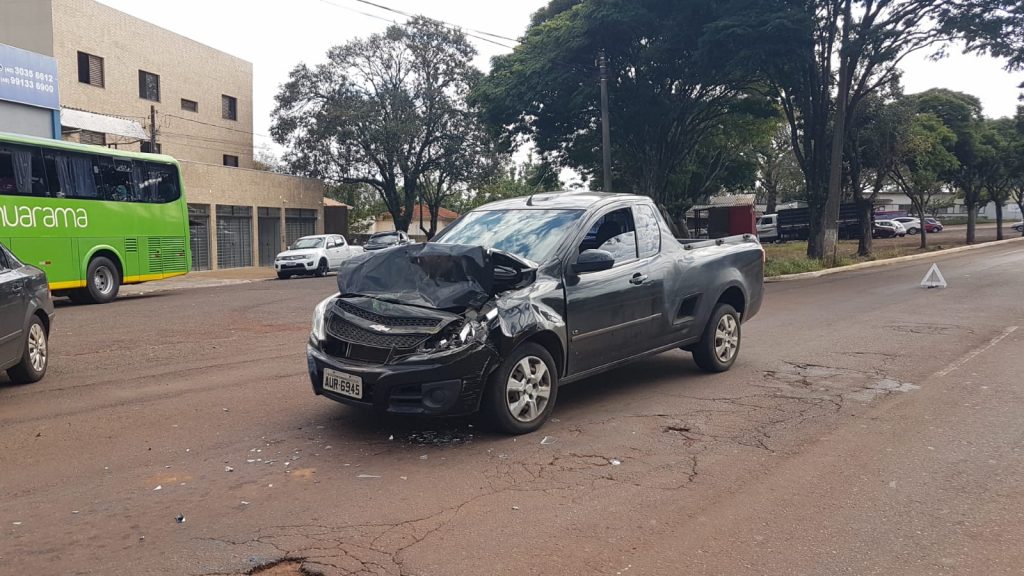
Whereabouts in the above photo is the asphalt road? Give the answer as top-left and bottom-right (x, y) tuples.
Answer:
(2, 240), (1023, 575)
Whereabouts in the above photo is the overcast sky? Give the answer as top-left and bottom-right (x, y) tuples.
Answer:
(96, 0), (1024, 155)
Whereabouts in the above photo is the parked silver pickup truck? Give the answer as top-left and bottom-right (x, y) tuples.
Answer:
(306, 192), (764, 433)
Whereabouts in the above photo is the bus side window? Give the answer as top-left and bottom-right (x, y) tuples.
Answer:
(94, 156), (134, 202)
(46, 152), (98, 199)
(136, 162), (179, 203)
(0, 145), (48, 197)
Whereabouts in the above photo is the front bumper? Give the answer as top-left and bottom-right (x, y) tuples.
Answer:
(276, 259), (315, 272)
(306, 341), (498, 416)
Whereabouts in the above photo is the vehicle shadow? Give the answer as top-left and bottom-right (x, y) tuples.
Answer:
(52, 293), (168, 308)
(315, 350), (707, 446)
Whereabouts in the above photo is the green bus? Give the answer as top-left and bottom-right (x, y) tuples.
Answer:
(0, 131), (190, 303)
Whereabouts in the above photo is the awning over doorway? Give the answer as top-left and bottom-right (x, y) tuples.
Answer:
(60, 108), (149, 140)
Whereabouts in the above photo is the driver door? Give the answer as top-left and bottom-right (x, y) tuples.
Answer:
(565, 207), (659, 376)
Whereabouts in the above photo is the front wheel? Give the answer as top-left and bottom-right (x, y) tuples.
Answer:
(80, 256), (120, 304)
(8, 316), (48, 384)
(691, 304), (741, 373)
(277, 271), (291, 280)
(483, 343), (558, 435)
(314, 259), (328, 277)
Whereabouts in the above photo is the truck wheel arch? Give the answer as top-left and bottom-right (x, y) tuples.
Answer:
(715, 285), (747, 318)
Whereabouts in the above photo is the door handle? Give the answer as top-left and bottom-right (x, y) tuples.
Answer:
(630, 273), (648, 285)
(11, 284), (23, 295)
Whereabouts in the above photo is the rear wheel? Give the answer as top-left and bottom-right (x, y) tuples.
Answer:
(691, 304), (741, 373)
(79, 256), (120, 304)
(483, 343), (558, 435)
(907, 228), (919, 235)
(314, 259), (328, 277)
(8, 316), (48, 384)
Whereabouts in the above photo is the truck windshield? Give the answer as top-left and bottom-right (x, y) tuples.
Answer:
(293, 238), (324, 249)
(435, 209), (584, 263)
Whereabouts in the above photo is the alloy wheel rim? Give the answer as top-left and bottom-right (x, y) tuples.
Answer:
(28, 323), (47, 373)
(506, 356), (551, 423)
(94, 267), (113, 295)
(714, 314), (739, 363)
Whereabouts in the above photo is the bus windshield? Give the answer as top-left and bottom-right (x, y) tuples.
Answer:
(0, 133), (190, 303)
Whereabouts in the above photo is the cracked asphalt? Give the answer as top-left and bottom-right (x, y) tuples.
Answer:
(2, 240), (1023, 575)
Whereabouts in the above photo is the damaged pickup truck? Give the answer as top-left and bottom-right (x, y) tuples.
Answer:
(306, 192), (764, 434)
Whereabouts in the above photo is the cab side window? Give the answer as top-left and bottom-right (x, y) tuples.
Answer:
(634, 205), (662, 258)
(579, 207), (638, 263)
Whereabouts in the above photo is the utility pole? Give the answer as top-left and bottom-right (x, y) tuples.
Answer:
(598, 50), (612, 192)
(823, 0), (852, 264)
(149, 105), (158, 152)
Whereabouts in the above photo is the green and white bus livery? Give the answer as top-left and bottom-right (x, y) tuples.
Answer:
(0, 131), (190, 304)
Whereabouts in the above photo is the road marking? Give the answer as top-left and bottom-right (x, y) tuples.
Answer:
(933, 326), (1019, 378)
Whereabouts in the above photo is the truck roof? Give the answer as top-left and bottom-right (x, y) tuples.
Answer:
(478, 191), (650, 212)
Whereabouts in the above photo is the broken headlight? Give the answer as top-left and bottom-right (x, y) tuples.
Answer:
(418, 319), (488, 353)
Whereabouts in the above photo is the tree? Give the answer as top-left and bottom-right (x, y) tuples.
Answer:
(327, 183), (386, 235)
(712, 0), (960, 259)
(849, 92), (914, 256)
(888, 112), (959, 250)
(454, 156), (564, 213)
(253, 146), (285, 173)
(271, 17), (479, 232)
(472, 0), (773, 219)
(942, 2), (1024, 70)
(910, 89), (990, 243)
(980, 117), (1018, 240)
(1011, 106), (1024, 236)
(757, 125), (801, 214)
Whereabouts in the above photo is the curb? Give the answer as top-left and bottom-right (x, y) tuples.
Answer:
(765, 235), (1024, 283)
(122, 276), (273, 295)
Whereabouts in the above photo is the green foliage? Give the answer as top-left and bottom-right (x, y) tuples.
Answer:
(472, 0), (774, 210)
(942, 2), (1024, 71)
(454, 157), (564, 212)
(271, 17), (482, 233)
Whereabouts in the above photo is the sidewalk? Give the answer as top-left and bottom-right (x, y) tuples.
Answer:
(121, 267), (277, 295)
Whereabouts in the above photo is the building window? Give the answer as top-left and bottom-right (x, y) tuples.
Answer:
(138, 70), (160, 101)
(77, 51), (104, 87)
(80, 130), (106, 146)
(141, 142), (162, 154)
(221, 95), (237, 121)
(181, 99), (199, 113)
(223, 154), (239, 167)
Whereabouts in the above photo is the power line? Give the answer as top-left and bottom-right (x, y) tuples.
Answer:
(163, 113), (273, 139)
(316, 0), (519, 50)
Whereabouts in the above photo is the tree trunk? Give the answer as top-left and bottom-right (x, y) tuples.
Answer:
(966, 204), (978, 244)
(1018, 199), (1024, 237)
(821, 0), (852, 265)
(918, 205), (928, 250)
(995, 201), (1004, 241)
(856, 197), (873, 256)
(765, 184), (778, 215)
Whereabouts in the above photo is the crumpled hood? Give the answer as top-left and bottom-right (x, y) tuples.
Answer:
(277, 248), (319, 259)
(336, 243), (533, 312)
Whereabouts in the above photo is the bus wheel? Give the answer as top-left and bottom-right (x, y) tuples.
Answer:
(83, 256), (120, 304)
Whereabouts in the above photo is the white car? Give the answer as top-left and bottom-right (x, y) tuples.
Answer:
(756, 213), (778, 242)
(275, 235), (361, 279)
(873, 219), (907, 238)
(891, 217), (921, 235)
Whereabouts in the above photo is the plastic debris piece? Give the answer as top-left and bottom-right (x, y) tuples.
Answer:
(246, 459), (256, 463)
(268, 484), (274, 488)
(541, 436), (556, 445)
(284, 462), (290, 467)
(400, 476), (408, 480)
(225, 466), (234, 472)
(153, 485), (162, 491)
(512, 506), (520, 511)
(72, 511), (80, 514)
(357, 474), (381, 479)
(175, 514), (185, 524)
(420, 455), (428, 460)
(610, 459), (621, 466)
(241, 501), (250, 505)
(388, 435), (394, 441)
(222, 408), (229, 412)
(13, 522), (22, 526)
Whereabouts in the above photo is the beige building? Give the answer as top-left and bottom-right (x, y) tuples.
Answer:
(0, 0), (325, 270)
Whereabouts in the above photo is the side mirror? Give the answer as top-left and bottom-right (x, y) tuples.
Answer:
(573, 249), (615, 274)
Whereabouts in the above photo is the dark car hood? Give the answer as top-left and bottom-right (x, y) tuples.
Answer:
(337, 243), (535, 312)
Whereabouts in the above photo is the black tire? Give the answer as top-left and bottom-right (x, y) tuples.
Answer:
(277, 271), (291, 280)
(314, 259), (328, 277)
(691, 304), (741, 373)
(8, 315), (48, 384)
(483, 342), (559, 435)
(907, 228), (918, 235)
(80, 256), (120, 304)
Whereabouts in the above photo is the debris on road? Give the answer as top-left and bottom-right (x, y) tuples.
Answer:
(153, 485), (162, 491)
(541, 436), (556, 445)
(610, 459), (621, 466)
(225, 466), (234, 472)
(357, 474), (382, 479)
(175, 514), (185, 524)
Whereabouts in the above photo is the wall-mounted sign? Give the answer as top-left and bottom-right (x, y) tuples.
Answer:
(0, 42), (59, 110)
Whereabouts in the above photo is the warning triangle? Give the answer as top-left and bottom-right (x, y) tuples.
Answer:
(920, 264), (947, 289)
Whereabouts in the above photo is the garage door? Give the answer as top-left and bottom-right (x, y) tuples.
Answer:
(216, 205), (253, 269)
(285, 208), (317, 246)
(188, 204), (211, 271)
(258, 207), (281, 267)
